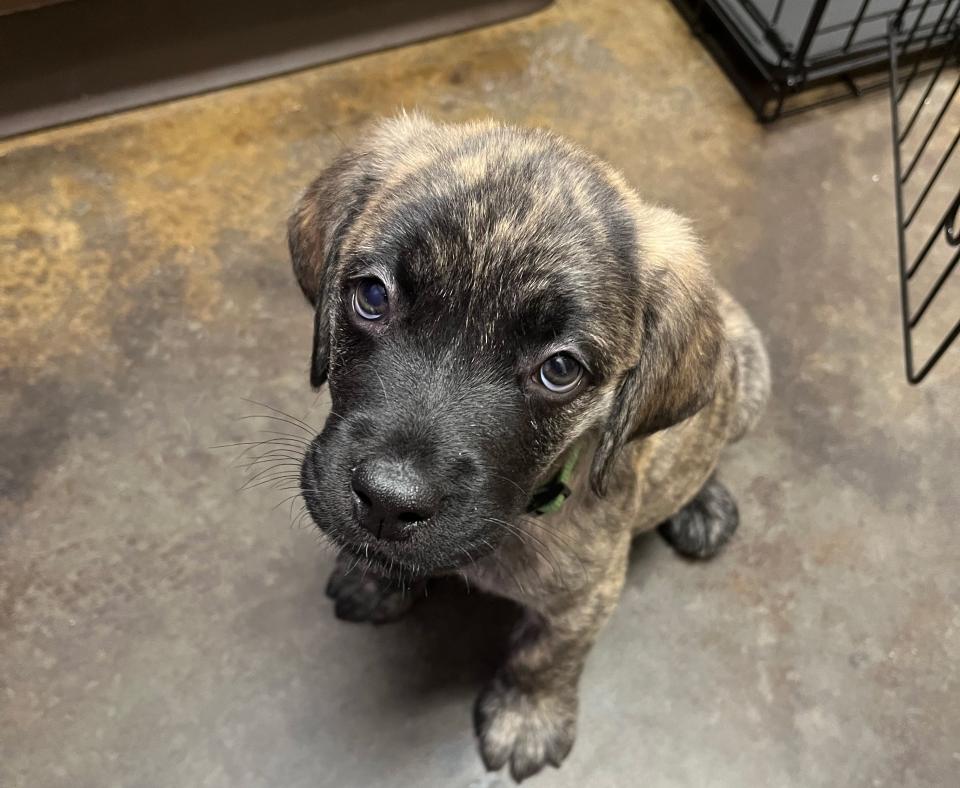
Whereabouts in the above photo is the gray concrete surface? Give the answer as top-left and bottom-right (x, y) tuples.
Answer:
(1, 1), (958, 786)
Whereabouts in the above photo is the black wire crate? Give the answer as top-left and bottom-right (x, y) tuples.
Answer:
(671, 0), (959, 121)
(889, 16), (960, 382)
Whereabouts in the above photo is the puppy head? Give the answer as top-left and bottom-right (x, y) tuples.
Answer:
(290, 115), (723, 578)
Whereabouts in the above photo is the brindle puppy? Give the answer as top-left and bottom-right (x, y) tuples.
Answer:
(289, 114), (770, 781)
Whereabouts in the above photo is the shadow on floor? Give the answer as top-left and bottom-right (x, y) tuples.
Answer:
(318, 527), (666, 706)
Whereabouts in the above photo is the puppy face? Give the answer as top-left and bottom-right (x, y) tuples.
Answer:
(290, 116), (723, 578)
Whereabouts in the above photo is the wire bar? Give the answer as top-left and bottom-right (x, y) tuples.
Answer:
(905, 127), (960, 224)
(671, 0), (957, 121)
(910, 245), (960, 325)
(907, 188), (960, 276)
(901, 70), (960, 182)
(818, 0), (949, 37)
(889, 14), (960, 382)
(896, 0), (958, 99)
(771, 0), (786, 26)
(673, 0), (959, 380)
(842, 0), (875, 51)
(899, 31), (958, 140)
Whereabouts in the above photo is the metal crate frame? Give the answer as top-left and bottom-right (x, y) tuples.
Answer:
(889, 13), (960, 382)
(671, 0), (959, 121)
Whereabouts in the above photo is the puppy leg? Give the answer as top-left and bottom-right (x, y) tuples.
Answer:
(658, 474), (739, 559)
(325, 551), (422, 624)
(474, 544), (628, 782)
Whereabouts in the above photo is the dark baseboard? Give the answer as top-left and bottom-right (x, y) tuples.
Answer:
(0, 0), (551, 140)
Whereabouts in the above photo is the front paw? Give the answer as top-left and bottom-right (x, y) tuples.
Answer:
(325, 559), (418, 624)
(474, 676), (577, 782)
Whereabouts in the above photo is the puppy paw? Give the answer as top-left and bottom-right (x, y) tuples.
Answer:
(474, 676), (577, 782)
(325, 560), (418, 624)
(659, 475), (739, 559)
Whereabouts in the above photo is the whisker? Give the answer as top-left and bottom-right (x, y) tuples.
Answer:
(234, 438), (311, 466)
(481, 516), (563, 574)
(291, 497), (306, 522)
(485, 543), (530, 597)
(245, 445), (308, 458)
(342, 555), (357, 577)
(237, 413), (315, 436)
(517, 515), (591, 578)
(481, 516), (578, 590)
(239, 474), (302, 492)
(488, 472), (527, 497)
(241, 464), (303, 481)
(517, 514), (589, 556)
(239, 442), (307, 456)
(237, 450), (305, 467)
(214, 438), (310, 469)
(258, 430), (313, 444)
(214, 439), (308, 452)
(359, 545), (371, 582)
(240, 397), (318, 434)
(238, 452), (304, 468)
(272, 492), (304, 512)
(240, 462), (303, 488)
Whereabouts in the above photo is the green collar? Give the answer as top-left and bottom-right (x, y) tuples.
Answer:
(526, 441), (584, 515)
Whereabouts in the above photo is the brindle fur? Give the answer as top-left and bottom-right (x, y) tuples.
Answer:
(288, 114), (770, 782)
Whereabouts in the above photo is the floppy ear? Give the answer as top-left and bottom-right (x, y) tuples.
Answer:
(287, 153), (376, 388)
(590, 221), (726, 496)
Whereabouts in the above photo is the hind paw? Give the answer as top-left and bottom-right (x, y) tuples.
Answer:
(658, 476), (739, 559)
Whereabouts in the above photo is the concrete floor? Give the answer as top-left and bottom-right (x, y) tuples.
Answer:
(2, 1), (959, 786)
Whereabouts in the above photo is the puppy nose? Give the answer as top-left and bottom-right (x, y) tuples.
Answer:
(350, 459), (438, 541)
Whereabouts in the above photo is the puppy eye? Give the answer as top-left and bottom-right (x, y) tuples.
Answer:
(353, 277), (389, 320)
(538, 353), (582, 393)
